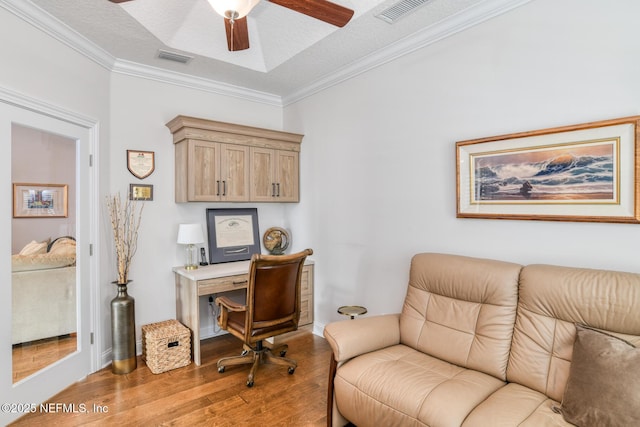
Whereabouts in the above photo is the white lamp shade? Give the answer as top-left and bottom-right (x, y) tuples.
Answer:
(177, 224), (204, 245)
(207, 0), (260, 20)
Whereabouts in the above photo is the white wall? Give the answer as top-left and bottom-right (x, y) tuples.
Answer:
(11, 126), (76, 253)
(0, 3), (288, 380)
(0, 5), (110, 417)
(4, 0), (640, 392)
(107, 74), (287, 355)
(285, 0), (640, 329)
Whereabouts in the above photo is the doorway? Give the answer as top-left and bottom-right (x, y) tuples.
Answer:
(0, 90), (98, 425)
(11, 126), (77, 382)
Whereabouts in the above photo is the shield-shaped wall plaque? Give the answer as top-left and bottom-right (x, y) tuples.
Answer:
(127, 150), (155, 179)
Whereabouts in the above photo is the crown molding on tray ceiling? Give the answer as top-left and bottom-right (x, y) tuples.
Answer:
(111, 59), (281, 106)
(1, 0), (530, 108)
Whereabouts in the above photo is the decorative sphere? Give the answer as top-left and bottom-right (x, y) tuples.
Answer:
(263, 227), (290, 255)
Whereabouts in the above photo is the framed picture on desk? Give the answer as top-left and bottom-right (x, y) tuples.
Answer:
(206, 208), (260, 264)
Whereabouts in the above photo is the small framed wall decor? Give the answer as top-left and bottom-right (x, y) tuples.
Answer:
(130, 184), (153, 201)
(127, 150), (155, 179)
(456, 115), (640, 223)
(13, 183), (68, 218)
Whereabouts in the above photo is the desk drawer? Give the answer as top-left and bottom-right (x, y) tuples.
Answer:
(198, 274), (248, 296)
(300, 265), (313, 326)
(301, 267), (311, 295)
(299, 294), (312, 326)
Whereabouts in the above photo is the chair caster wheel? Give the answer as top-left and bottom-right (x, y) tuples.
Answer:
(288, 367), (295, 375)
(246, 380), (254, 387)
(280, 350), (287, 357)
(218, 366), (225, 373)
(241, 350), (248, 356)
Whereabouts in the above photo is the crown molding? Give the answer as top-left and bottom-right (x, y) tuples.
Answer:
(282, 0), (532, 106)
(112, 59), (282, 106)
(1, 0), (282, 106)
(2, 0), (530, 108)
(0, 0), (115, 71)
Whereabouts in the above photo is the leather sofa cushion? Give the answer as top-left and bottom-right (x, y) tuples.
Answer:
(334, 344), (505, 427)
(401, 253), (521, 381)
(508, 264), (640, 402)
(324, 314), (400, 363)
(462, 383), (573, 427)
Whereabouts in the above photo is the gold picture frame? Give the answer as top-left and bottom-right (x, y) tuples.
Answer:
(13, 183), (68, 218)
(456, 116), (640, 223)
(129, 184), (153, 201)
(127, 150), (155, 179)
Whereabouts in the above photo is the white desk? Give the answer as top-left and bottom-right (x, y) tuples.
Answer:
(173, 260), (314, 365)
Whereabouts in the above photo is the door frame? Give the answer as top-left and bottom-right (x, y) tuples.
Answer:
(0, 86), (100, 425)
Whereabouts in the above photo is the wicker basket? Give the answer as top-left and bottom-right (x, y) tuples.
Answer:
(141, 319), (191, 374)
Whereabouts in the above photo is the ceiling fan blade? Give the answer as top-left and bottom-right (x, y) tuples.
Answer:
(224, 17), (250, 51)
(268, 0), (354, 27)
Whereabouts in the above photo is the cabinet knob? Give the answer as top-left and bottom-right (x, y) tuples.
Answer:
(216, 180), (220, 196)
(222, 180), (227, 196)
(276, 183), (280, 197)
(271, 183), (276, 197)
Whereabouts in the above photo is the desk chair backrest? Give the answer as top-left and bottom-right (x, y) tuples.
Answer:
(245, 249), (313, 343)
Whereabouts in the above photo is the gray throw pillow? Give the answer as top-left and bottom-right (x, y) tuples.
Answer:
(560, 324), (640, 426)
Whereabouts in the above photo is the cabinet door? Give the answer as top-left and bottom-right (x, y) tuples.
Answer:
(250, 147), (276, 201)
(220, 144), (250, 201)
(188, 140), (221, 201)
(276, 150), (299, 202)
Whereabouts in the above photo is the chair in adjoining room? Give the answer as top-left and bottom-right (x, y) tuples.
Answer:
(215, 248), (313, 387)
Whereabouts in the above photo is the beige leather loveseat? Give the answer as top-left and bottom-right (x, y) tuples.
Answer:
(324, 253), (640, 426)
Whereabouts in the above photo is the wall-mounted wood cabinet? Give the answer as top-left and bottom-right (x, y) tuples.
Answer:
(250, 147), (299, 202)
(166, 115), (303, 203)
(177, 140), (249, 202)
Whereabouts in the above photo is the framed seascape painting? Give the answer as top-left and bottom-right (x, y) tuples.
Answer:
(13, 183), (68, 218)
(456, 116), (640, 223)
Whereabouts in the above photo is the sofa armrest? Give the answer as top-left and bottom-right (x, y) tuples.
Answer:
(323, 314), (400, 362)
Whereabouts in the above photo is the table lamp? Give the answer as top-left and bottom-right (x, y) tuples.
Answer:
(177, 223), (204, 270)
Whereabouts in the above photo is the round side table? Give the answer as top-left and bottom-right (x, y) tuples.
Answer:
(337, 305), (367, 320)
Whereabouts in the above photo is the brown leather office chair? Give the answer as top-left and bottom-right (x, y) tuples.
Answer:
(216, 248), (313, 387)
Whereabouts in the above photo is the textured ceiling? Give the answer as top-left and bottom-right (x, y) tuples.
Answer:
(120, 0), (382, 73)
(18, 0), (528, 102)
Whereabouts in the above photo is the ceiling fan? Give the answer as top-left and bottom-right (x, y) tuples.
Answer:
(109, 0), (355, 52)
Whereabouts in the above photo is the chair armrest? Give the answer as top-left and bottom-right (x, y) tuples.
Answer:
(215, 296), (246, 329)
(215, 296), (246, 312)
(323, 314), (400, 363)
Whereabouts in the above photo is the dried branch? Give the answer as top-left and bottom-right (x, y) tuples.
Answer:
(107, 193), (144, 284)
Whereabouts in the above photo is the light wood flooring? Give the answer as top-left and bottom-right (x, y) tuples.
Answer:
(10, 331), (331, 426)
(12, 334), (77, 383)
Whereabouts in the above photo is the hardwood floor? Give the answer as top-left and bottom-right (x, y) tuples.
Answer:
(10, 331), (331, 426)
(12, 334), (77, 383)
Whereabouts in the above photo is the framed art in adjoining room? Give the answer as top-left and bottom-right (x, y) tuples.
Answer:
(456, 116), (640, 223)
(13, 183), (68, 218)
(206, 208), (260, 264)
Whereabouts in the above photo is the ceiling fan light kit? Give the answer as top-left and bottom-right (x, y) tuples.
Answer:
(207, 0), (261, 21)
(110, 0), (355, 53)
